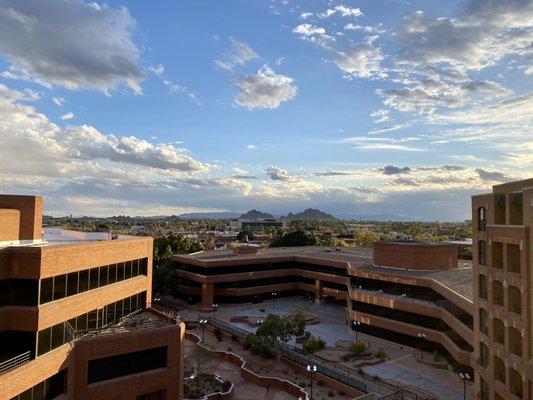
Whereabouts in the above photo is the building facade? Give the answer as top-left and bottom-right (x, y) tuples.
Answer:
(0, 195), (185, 400)
(472, 178), (533, 400)
(172, 243), (474, 372)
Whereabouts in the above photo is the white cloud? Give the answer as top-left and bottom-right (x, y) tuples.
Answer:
(370, 109), (389, 123)
(214, 37), (259, 71)
(0, 83), (40, 101)
(300, 12), (313, 20)
(163, 79), (202, 106)
(149, 64), (165, 77)
(60, 112), (74, 120)
(334, 36), (387, 79)
(52, 96), (65, 106)
(246, 144), (258, 150)
(292, 24), (334, 44)
(234, 65), (298, 110)
(319, 5), (363, 19)
(0, 0), (143, 94)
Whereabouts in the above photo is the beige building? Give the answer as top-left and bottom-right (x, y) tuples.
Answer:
(472, 178), (533, 400)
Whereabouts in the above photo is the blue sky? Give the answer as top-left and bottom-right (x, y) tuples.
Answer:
(0, 0), (531, 220)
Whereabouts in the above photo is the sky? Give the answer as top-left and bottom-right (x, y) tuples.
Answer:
(0, 0), (531, 221)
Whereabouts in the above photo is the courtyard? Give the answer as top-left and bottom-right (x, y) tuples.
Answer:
(183, 297), (470, 400)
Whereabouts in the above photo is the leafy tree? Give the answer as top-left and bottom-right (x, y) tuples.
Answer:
(237, 229), (254, 242)
(189, 345), (217, 373)
(270, 228), (321, 247)
(244, 334), (272, 358)
(303, 335), (326, 354)
(153, 234), (203, 296)
(292, 309), (307, 337)
(354, 229), (378, 247)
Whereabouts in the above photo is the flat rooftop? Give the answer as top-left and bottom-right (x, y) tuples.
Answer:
(1, 228), (141, 248)
(177, 245), (373, 266)
(175, 246), (473, 301)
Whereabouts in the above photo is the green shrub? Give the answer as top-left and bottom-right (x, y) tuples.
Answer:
(374, 348), (387, 361)
(349, 341), (366, 356)
(303, 335), (326, 354)
(432, 350), (441, 362)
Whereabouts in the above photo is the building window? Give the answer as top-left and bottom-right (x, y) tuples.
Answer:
(479, 308), (488, 335)
(479, 342), (489, 368)
(87, 346), (167, 384)
(480, 378), (489, 400)
(39, 258), (148, 305)
(0, 279), (39, 306)
(478, 240), (487, 265)
(478, 274), (488, 300)
(477, 206), (487, 231)
(36, 292), (146, 357)
(9, 369), (67, 400)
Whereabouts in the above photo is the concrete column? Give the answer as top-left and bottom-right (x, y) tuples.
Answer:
(315, 279), (323, 303)
(201, 283), (214, 311)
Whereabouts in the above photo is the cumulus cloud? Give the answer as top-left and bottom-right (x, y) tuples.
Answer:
(475, 169), (511, 182)
(0, 83), (40, 101)
(265, 165), (294, 182)
(300, 12), (313, 20)
(380, 165), (411, 175)
(60, 112), (74, 120)
(234, 66), (298, 110)
(215, 37), (259, 71)
(333, 35), (387, 79)
(0, 0), (143, 94)
(52, 97), (65, 106)
(319, 5), (363, 19)
(292, 24), (334, 44)
(246, 144), (258, 150)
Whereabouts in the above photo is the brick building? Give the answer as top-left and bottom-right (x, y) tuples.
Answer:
(0, 195), (185, 400)
(472, 178), (533, 400)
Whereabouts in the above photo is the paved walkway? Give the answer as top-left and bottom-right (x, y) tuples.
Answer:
(187, 297), (470, 400)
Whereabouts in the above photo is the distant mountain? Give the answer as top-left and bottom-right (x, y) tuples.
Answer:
(334, 213), (418, 222)
(285, 208), (336, 221)
(239, 209), (275, 219)
(179, 212), (241, 220)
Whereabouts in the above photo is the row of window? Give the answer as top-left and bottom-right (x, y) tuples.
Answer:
(9, 369), (66, 400)
(176, 261), (348, 277)
(36, 292), (146, 357)
(39, 258), (147, 304)
(0, 279), (39, 307)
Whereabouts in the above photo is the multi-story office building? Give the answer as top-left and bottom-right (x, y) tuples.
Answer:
(172, 242), (475, 371)
(472, 178), (533, 400)
(0, 195), (185, 400)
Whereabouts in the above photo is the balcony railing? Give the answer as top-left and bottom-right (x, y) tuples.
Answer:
(0, 351), (31, 374)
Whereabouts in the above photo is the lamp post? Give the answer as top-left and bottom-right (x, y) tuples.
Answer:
(212, 303), (219, 320)
(417, 333), (426, 359)
(307, 364), (317, 400)
(458, 372), (470, 400)
(352, 321), (361, 341)
(271, 292), (277, 309)
(199, 319), (207, 342)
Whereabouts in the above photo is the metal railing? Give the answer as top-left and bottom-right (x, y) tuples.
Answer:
(205, 317), (425, 400)
(0, 351), (31, 374)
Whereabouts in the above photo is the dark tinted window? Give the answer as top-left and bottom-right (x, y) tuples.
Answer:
(40, 278), (54, 304)
(53, 275), (66, 300)
(67, 272), (78, 296)
(78, 270), (89, 293)
(87, 346), (167, 384)
(89, 268), (99, 290)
